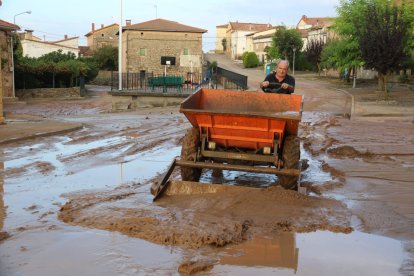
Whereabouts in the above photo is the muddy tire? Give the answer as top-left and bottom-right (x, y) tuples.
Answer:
(181, 127), (202, 182)
(278, 136), (300, 190)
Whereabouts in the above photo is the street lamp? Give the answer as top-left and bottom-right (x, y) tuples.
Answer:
(292, 47), (297, 75)
(11, 10), (31, 98)
(14, 10), (31, 24)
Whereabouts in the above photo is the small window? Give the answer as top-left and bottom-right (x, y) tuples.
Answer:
(183, 48), (189, 55)
(139, 48), (146, 56)
(101, 33), (104, 37)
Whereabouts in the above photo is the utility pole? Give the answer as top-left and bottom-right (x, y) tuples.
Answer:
(118, 0), (122, 91)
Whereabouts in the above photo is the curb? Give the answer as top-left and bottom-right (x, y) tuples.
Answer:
(0, 124), (84, 145)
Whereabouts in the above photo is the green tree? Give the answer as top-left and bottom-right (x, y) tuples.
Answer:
(355, 1), (414, 92)
(268, 27), (303, 64)
(92, 45), (118, 70)
(323, 0), (414, 90)
(305, 38), (326, 75)
(242, 52), (259, 68)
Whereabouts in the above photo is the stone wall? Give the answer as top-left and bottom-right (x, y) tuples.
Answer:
(16, 87), (81, 99)
(0, 30), (13, 98)
(88, 25), (119, 51)
(123, 30), (203, 76)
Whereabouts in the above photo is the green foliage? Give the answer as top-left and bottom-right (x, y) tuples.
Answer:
(321, 38), (363, 71)
(243, 52), (259, 68)
(295, 52), (313, 71)
(268, 27), (303, 63)
(92, 46), (118, 70)
(328, 0), (414, 90)
(305, 38), (326, 72)
(14, 48), (99, 89)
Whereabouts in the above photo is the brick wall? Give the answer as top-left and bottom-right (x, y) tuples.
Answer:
(15, 87), (81, 99)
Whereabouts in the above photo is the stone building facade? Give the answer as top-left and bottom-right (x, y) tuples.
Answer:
(0, 19), (20, 124)
(85, 23), (119, 51)
(122, 18), (207, 78)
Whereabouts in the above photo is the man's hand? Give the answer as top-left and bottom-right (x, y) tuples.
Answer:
(260, 81), (270, 88)
(281, 83), (290, 89)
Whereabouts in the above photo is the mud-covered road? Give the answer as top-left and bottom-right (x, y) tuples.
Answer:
(1, 69), (414, 275)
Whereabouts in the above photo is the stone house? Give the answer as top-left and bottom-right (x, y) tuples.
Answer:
(246, 27), (281, 63)
(85, 23), (119, 51)
(19, 30), (79, 58)
(215, 24), (228, 53)
(121, 18), (207, 78)
(296, 15), (335, 50)
(225, 22), (272, 60)
(0, 19), (19, 124)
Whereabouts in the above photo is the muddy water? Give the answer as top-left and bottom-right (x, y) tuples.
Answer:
(1, 107), (413, 275)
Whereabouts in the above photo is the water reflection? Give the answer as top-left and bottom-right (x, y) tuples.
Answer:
(220, 232), (298, 272)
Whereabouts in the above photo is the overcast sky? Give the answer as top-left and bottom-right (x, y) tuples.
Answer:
(0, 0), (339, 51)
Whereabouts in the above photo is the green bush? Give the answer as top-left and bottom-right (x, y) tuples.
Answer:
(243, 52), (259, 68)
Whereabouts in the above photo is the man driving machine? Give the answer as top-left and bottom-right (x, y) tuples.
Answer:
(260, 60), (295, 94)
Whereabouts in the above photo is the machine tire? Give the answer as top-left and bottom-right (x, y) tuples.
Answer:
(278, 136), (300, 190)
(181, 127), (202, 182)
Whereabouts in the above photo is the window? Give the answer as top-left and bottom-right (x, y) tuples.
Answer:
(183, 48), (189, 55)
(139, 48), (146, 56)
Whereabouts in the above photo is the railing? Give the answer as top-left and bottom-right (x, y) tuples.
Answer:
(111, 68), (248, 92)
(111, 72), (206, 93)
(205, 61), (248, 90)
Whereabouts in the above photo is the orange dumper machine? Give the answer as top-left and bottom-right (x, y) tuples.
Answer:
(152, 88), (304, 200)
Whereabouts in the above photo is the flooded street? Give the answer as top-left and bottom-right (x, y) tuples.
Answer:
(1, 76), (414, 275)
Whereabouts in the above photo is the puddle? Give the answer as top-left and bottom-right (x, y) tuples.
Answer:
(213, 231), (405, 275)
(1, 138), (180, 228)
(0, 227), (183, 275)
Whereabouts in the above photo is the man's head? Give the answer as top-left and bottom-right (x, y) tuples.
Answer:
(275, 60), (289, 79)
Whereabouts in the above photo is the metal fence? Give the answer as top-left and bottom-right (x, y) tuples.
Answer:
(110, 67), (248, 92)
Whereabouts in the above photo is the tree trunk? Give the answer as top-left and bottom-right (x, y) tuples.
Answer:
(378, 72), (385, 91)
(352, 66), (357, 88)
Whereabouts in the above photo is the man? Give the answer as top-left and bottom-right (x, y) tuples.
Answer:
(260, 60), (295, 94)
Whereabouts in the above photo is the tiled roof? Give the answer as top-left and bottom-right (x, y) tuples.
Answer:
(52, 36), (79, 43)
(85, 23), (119, 37)
(228, 22), (272, 32)
(124, 18), (207, 33)
(216, 24), (228, 28)
(298, 16), (334, 28)
(0, 19), (20, 31)
(22, 39), (79, 50)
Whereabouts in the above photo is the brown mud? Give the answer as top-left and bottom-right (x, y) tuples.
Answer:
(1, 81), (414, 275)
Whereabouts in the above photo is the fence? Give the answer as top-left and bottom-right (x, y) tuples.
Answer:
(110, 67), (248, 92)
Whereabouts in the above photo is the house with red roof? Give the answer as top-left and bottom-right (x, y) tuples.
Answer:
(226, 22), (272, 60)
(121, 18), (207, 78)
(19, 30), (79, 58)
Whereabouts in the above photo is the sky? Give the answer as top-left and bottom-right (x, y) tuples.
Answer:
(0, 0), (339, 52)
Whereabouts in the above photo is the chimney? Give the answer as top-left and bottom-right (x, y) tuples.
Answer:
(101, 24), (104, 28)
(25, 29), (33, 40)
(64, 34), (68, 40)
(126, 19), (131, 26)
(92, 23), (95, 32)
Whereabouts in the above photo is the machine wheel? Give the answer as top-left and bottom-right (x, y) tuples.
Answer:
(181, 127), (202, 182)
(278, 136), (300, 190)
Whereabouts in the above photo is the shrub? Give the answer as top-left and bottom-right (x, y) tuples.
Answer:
(243, 52), (259, 68)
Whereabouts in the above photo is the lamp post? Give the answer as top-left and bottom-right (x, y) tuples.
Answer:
(11, 10), (31, 98)
(292, 47), (296, 75)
